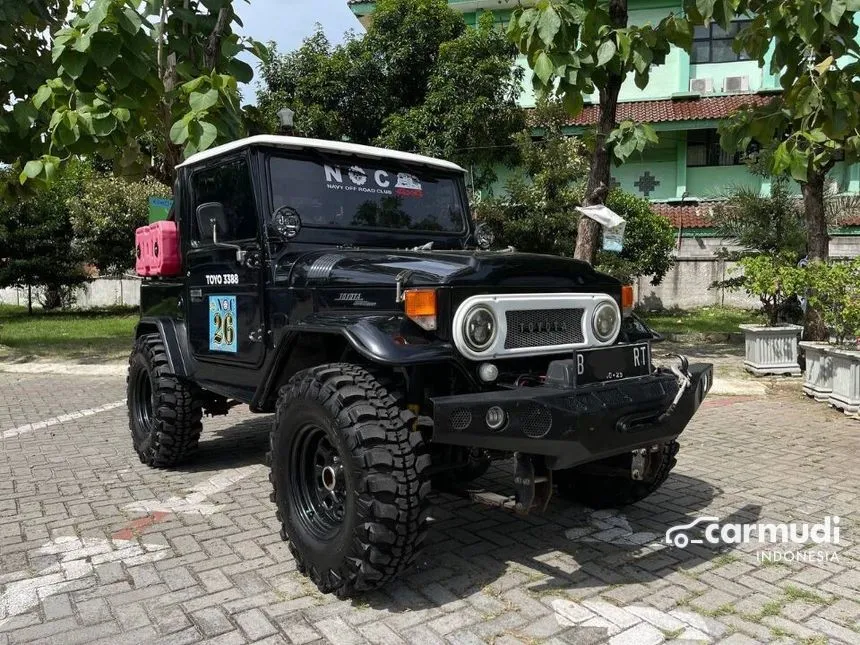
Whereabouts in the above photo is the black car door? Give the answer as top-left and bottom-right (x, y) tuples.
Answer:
(185, 154), (266, 369)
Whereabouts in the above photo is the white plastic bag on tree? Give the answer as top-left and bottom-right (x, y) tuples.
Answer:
(575, 205), (626, 252)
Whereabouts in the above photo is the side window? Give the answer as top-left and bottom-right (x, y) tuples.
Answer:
(191, 157), (258, 244)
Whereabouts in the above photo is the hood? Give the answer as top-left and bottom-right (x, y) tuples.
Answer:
(282, 249), (620, 291)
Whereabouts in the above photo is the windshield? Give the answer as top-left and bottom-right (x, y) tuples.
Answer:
(268, 154), (467, 234)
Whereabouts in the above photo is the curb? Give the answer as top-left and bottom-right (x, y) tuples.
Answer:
(660, 332), (745, 344)
(0, 362), (127, 376)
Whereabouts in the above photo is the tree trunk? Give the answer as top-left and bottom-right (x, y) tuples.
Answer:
(574, 0), (627, 264)
(801, 167), (831, 341)
(27, 284), (32, 316)
(801, 169), (830, 263)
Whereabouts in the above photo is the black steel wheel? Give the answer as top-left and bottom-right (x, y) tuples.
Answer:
(127, 334), (203, 468)
(290, 423), (347, 541)
(268, 363), (431, 597)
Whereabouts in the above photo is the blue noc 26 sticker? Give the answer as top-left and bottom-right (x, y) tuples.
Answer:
(209, 296), (237, 353)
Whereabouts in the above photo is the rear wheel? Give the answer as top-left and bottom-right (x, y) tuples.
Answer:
(127, 334), (203, 468)
(555, 442), (679, 509)
(268, 363), (431, 597)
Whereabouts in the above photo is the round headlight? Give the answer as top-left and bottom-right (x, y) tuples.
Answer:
(463, 306), (497, 351)
(592, 301), (620, 342)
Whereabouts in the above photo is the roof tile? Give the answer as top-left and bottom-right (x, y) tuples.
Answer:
(566, 94), (774, 126)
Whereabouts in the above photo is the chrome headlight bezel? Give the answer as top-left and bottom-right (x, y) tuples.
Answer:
(462, 305), (498, 352)
(591, 300), (621, 343)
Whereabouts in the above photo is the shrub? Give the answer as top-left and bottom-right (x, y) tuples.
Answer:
(68, 175), (171, 275)
(733, 253), (804, 326)
(594, 189), (676, 285)
(805, 258), (860, 345)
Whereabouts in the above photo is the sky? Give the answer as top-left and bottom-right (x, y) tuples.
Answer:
(234, 0), (365, 103)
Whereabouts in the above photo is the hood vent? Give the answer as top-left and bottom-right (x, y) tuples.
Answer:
(306, 254), (346, 282)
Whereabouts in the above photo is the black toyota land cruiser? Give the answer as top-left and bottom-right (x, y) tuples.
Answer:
(127, 135), (712, 597)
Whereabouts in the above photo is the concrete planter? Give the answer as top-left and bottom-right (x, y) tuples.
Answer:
(827, 346), (860, 416)
(799, 342), (833, 402)
(739, 324), (803, 377)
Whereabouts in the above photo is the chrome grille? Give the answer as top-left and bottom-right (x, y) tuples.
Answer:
(504, 308), (584, 349)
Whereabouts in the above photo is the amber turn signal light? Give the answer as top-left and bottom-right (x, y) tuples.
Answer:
(404, 289), (437, 331)
(621, 285), (634, 312)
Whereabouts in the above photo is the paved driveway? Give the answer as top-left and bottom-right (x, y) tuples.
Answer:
(0, 372), (858, 644)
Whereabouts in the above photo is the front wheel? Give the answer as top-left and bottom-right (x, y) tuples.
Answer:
(268, 364), (431, 597)
(554, 442), (679, 509)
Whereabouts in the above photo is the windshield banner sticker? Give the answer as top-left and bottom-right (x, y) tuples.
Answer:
(394, 173), (423, 197)
(323, 164), (422, 197)
(209, 295), (237, 353)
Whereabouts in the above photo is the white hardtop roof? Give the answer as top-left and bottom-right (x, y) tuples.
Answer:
(177, 135), (466, 173)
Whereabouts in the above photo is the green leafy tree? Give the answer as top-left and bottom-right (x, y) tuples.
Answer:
(14, 0), (267, 188)
(475, 101), (675, 283)
(0, 165), (91, 313)
(474, 100), (588, 257)
(256, 1), (525, 188)
(693, 0), (860, 338)
(68, 175), (171, 275)
(710, 0), (860, 265)
(506, 0), (693, 263)
(0, 1), (70, 175)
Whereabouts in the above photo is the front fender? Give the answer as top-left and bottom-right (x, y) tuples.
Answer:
(290, 313), (455, 366)
(251, 313), (455, 412)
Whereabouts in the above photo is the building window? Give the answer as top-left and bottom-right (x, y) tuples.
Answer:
(691, 21), (752, 64)
(687, 130), (747, 167)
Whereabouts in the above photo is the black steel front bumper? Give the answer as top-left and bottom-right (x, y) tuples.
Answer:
(431, 363), (713, 470)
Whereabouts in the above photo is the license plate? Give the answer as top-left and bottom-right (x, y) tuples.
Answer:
(573, 343), (651, 386)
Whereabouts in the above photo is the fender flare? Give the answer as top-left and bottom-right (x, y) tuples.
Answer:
(134, 317), (193, 378)
(252, 314), (457, 411)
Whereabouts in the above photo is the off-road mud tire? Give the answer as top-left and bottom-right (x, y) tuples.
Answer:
(268, 363), (431, 597)
(555, 442), (679, 509)
(127, 333), (203, 468)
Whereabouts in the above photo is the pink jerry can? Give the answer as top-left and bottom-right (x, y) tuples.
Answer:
(135, 221), (180, 276)
(135, 225), (152, 276)
(148, 220), (181, 276)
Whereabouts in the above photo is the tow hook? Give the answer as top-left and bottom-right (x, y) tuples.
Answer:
(631, 445), (660, 481)
(513, 453), (552, 514)
(657, 354), (692, 423)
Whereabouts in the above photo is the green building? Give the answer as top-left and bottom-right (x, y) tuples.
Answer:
(348, 0), (860, 228)
(348, 0), (859, 305)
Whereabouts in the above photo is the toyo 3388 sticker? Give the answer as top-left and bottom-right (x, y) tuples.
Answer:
(209, 295), (237, 353)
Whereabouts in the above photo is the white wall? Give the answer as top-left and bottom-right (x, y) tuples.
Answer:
(0, 277), (141, 310)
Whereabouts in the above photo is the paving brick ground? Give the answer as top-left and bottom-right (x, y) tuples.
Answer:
(1, 370), (859, 644)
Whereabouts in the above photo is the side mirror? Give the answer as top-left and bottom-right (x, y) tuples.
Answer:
(196, 202), (229, 244)
(195, 201), (255, 266)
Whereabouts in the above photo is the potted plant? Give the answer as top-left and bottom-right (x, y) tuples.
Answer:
(734, 253), (804, 376)
(805, 259), (860, 415)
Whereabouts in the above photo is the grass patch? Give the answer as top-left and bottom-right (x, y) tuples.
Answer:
(759, 600), (783, 617)
(638, 306), (762, 335)
(782, 585), (828, 605)
(0, 304), (137, 361)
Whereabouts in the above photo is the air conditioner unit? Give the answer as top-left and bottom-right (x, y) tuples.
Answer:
(689, 77), (714, 93)
(723, 75), (750, 92)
